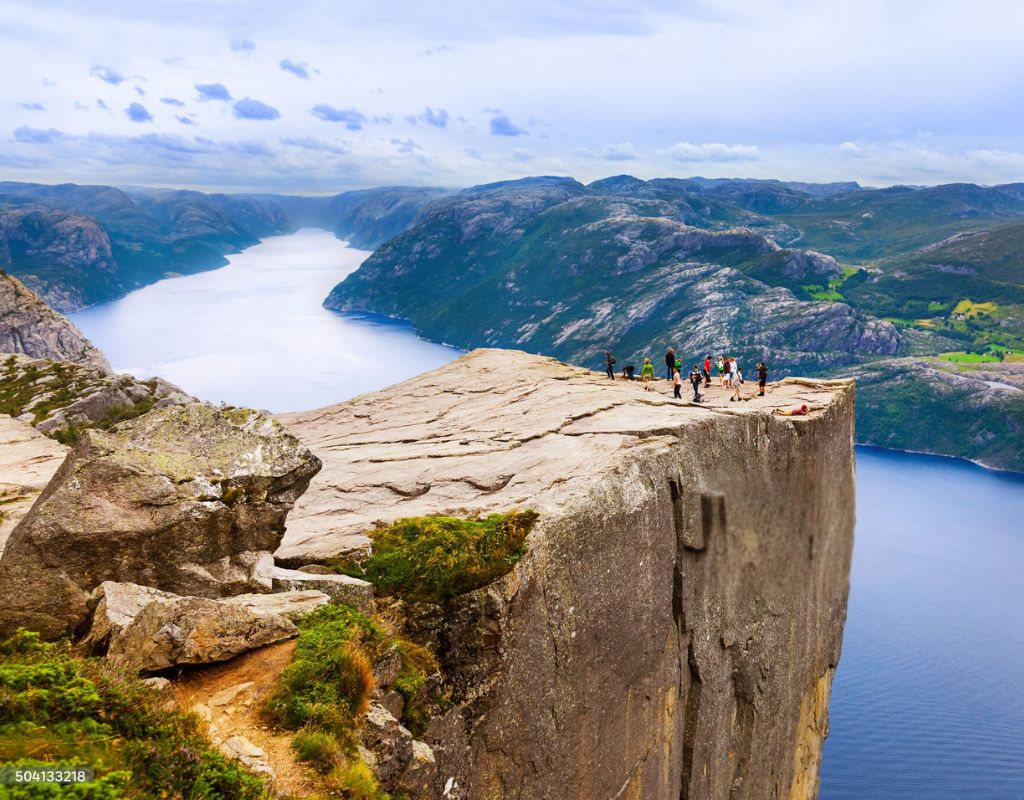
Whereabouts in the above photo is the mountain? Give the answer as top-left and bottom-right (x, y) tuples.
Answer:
(325, 175), (1024, 470)
(325, 177), (900, 374)
(0, 270), (110, 371)
(0, 182), (448, 312)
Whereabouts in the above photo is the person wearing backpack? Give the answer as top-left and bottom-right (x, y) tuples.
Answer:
(689, 364), (703, 401)
(605, 351), (616, 380)
(665, 348), (676, 381)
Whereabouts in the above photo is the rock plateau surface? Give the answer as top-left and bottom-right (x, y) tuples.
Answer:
(280, 349), (855, 800)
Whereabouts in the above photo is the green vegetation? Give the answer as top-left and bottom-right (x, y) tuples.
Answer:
(341, 511), (538, 603)
(0, 630), (270, 799)
(0, 356), (159, 445)
(266, 605), (438, 797)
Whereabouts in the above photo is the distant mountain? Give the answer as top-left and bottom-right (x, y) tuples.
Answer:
(325, 174), (1024, 470)
(326, 177), (901, 374)
(0, 182), (448, 311)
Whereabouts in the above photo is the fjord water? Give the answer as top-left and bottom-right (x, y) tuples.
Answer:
(71, 231), (1024, 798)
(71, 229), (461, 412)
(822, 447), (1024, 800)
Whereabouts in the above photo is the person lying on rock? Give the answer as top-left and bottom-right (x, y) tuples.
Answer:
(774, 404), (810, 416)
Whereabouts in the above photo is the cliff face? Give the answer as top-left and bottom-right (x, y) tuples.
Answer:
(281, 349), (855, 799)
(0, 271), (110, 371)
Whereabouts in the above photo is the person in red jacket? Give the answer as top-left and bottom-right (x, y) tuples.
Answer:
(702, 355), (712, 387)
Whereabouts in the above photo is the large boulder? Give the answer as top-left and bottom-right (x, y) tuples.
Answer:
(0, 403), (321, 638)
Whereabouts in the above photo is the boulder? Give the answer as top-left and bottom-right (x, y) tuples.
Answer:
(0, 403), (321, 638)
(398, 740), (439, 800)
(362, 704), (414, 786)
(221, 589), (330, 621)
(270, 565), (375, 613)
(103, 590), (297, 672)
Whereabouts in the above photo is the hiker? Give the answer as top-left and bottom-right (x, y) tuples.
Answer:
(731, 364), (744, 401)
(673, 365), (682, 399)
(641, 357), (655, 390)
(723, 357), (733, 388)
(605, 351), (616, 380)
(756, 361), (768, 396)
(717, 356), (726, 387)
(665, 348), (676, 381)
(703, 355), (712, 387)
(689, 364), (703, 401)
(774, 404), (809, 417)
(622, 364), (636, 381)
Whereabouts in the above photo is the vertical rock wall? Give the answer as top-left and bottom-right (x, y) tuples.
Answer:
(281, 351), (856, 800)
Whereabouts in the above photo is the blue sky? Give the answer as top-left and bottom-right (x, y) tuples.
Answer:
(1, 0), (1023, 192)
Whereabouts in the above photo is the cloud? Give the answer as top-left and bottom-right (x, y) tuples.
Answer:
(176, 115), (195, 125)
(13, 126), (69, 144)
(666, 142), (759, 162)
(513, 147), (535, 161)
(41, 79), (56, 87)
(230, 38), (254, 52)
(90, 66), (124, 85)
(96, 99), (108, 110)
(490, 112), (527, 137)
(161, 97), (185, 107)
(419, 43), (453, 57)
(279, 58), (311, 79)
(311, 104), (367, 130)
(601, 142), (639, 161)
(839, 141), (864, 157)
(390, 137), (421, 153)
(422, 107), (450, 128)
(18, 102), (45, 111)
(126, 102), (153, 123)
(281, 136), (348, 155)
(195, 82), (232, 102)
(232, 98), (280, 121)
(134, 86), (146, 97)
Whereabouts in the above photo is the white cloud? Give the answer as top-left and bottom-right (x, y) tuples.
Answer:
(601, 142), (639, 161)
(665, 142), (759, 162)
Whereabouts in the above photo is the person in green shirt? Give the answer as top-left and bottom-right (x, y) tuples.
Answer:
(640, 357), (655, 391)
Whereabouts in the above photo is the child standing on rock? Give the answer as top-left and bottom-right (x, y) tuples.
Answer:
(673, 365), (682, 399)
(641, 357), (655, 390)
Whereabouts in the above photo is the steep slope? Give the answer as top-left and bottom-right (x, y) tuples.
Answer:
(325, 178), (900, 373)
(0, 270), (110, 370)
(279, 349), (855, 800)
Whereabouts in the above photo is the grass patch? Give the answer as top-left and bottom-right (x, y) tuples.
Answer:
(939, 351), (1000, 363)
(953, 299), (998, 318)
(341, 511), (538, 604)
(265, 605), (439, 796)
(0, 630), (270, 799)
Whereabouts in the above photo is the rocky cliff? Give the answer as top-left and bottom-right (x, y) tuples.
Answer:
(280, 349), (855, 799)
(0, 271), (110, 370)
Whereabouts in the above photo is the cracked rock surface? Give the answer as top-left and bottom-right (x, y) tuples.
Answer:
(279, 348), (855, 800)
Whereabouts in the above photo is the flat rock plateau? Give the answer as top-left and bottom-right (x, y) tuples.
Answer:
(279, 349), (855, 800)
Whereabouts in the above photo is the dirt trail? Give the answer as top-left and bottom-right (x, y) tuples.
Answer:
(171, 640), (320, 799)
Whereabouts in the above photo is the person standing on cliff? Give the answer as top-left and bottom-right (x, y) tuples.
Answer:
(689, 364), (703, 401)
(672, 365), (682, 399)
(757, 361), (769, 396)
(664, 348), (676, 381)
(605, 351), (616, 380)
(717, 356), (727, 387)
(703, 355), (712, 387)
(641, 357), (655, 390)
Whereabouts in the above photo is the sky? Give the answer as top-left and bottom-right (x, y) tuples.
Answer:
(2, 0), (1023, 193)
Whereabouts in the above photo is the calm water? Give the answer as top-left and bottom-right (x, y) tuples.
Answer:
(72, 232), (1024, 798)
(822, 447), (1024, 800)
(71, 229), (461, 412)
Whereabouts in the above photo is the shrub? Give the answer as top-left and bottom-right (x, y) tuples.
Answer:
(291, 730), (342, 773)
(0, 630), (270, 799)
(347, 510), (538, 603)
(328, 759), (390, 800)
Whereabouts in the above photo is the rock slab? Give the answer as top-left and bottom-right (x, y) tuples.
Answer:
(0, 402), (321, 638)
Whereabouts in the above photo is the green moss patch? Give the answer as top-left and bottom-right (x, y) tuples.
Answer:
(0, 630), (270, 799)
(341, 511), (538, 604)
(266, 605), (438, 797)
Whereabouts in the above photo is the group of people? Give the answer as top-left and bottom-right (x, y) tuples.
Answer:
(604, 348), (770, 403)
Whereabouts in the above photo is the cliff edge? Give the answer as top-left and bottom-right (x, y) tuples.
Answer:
(280, 349), (855, 800)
